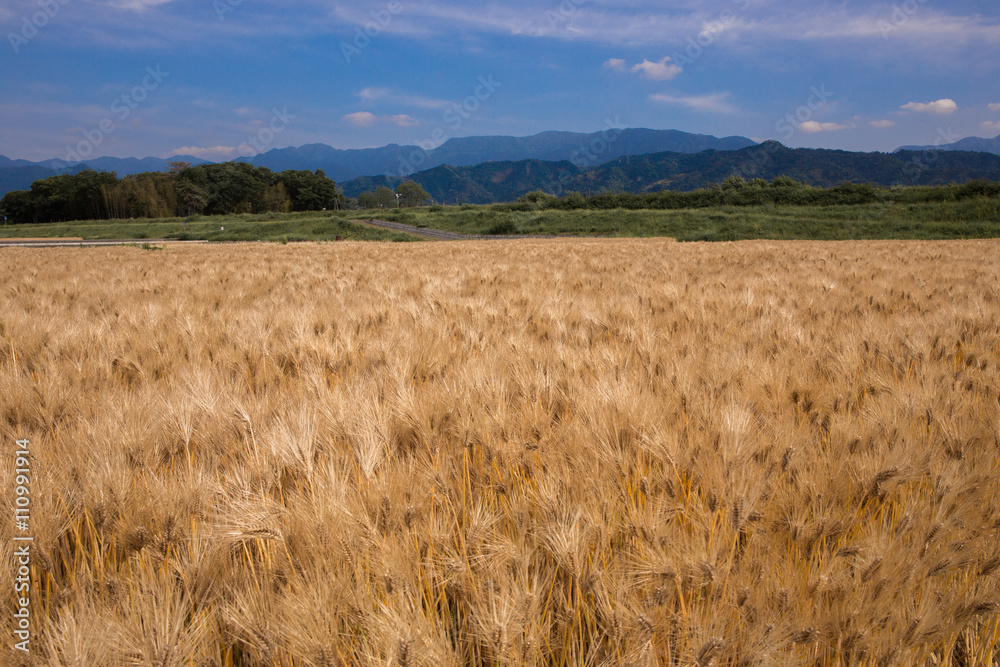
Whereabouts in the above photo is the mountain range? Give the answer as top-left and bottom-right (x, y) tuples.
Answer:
(1, 130), (999, 202)
(339, 142), (1000, 204)
(897, 135), (1000, 155)
(0, 129), (753, 198)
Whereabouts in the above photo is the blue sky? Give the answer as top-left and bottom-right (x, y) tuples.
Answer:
(1, 0), (999, 161)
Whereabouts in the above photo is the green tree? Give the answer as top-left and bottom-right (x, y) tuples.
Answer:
(175, 180), (208, 216)
(278, 170), (338, 211)
(0, 190), (35, 224)
(395, 180), (431, 207)
(357, 191), (380, 209)
(374, 186), (397, 209)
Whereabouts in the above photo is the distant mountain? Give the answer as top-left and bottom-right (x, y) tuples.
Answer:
(342, 142), (1000, 204)
(0, 156), (43, 169)
(0, 166), (60, 201)
(0, 129), (753, 198)
(66, 155), (211, 175)
(0, 153), (211, 175)
(0, 163), (93, 201)
(897, 135), (1000, 156)
(5, 132), (1000, 206)
(0, 154), (211, 198)
(243, 128), (757, 182)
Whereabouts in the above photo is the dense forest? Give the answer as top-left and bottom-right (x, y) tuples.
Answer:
(0, 163), (430, 225)
(0, 163), (340, 224)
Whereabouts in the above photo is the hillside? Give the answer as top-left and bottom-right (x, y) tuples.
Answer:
(342, 142), (1000, 204)
(241, 128), (756, 182)
(898, 134), (1000, 155)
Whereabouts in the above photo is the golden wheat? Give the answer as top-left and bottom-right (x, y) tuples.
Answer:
(1, 239), (999, 666)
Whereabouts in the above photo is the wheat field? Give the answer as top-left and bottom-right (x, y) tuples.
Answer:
(2, 239), (1000, 666)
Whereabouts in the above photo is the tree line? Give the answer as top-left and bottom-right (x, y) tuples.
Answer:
(0, 162), (432, 224)
(495, 176), (1000, 212)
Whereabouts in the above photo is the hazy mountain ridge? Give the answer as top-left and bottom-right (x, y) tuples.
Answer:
(239, 128), (756, 181)
(341, 142), (1000, 204)
(3, 131), (1000, 204)
(896, 134), (1000, 155)
(0, 128), (754, 197)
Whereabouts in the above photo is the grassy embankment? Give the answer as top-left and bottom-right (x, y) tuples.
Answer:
(0, 196), (998, 242)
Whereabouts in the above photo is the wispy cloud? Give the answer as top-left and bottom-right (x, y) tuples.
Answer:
(603, 58), (627, 72)
(343, 111), (418, 128)
(17, 1), (1000, 62)
(869, 119), (896, 128)
(631, 57), (682, 81)
(980, 121), (1000, 133)
(169, 145), (240, 160)
(387, 114), (418, 127)
(356, 87), (450, 110)
(106, 0), (176, 10)
(650, 92), (737, 114)
(800, 121), (850, 133)
(989, 103), (1000, 112)
(343, 111), (378, 127)
(900, 99), (958, 115)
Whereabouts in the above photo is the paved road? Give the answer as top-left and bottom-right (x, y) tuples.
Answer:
(360, 219), (567, 240)
(0, 239), (208, 248)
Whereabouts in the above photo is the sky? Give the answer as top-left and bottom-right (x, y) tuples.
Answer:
(1, 0), (999, 162)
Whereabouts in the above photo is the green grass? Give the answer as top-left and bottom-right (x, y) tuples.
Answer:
(365, 198), (1000, 240)
(2, 197), (998, 242)
(0, 211), (418, 243)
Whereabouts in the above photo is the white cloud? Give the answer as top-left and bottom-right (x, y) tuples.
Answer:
(355, 87), (449, 110)
(357, 87), (390, 101)
(169, 145), (239, 160)
(343, 111), (378, 127)
(344, 112), (419, 128)
(650, 92), (736, 114)
(800, 121), (850, 133)
(869, 119), (896, 128)
(980, 121), (1000, 133)
(388, 114), (419, 127)
(107, 0), (176, 10)
(631, 57), (682, 81)
(603, 58), (627, 72)
(989, 103), (1000, 112)
(900, 99), (958, 114)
